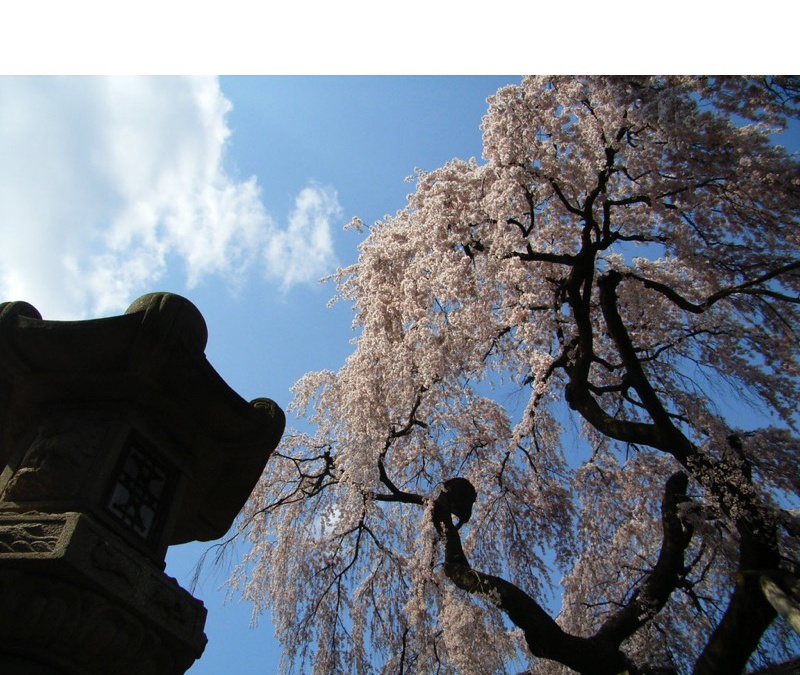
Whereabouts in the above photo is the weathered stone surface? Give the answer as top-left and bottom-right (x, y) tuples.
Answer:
(0, 292), (285, 674)
(0, 511), (206, 671)
(0, 292), (285, 551)
(0, 507), (203, 675)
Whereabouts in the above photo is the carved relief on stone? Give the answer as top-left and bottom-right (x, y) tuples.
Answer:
(0, 521), (62, 555)
(1, 414), (109, 502)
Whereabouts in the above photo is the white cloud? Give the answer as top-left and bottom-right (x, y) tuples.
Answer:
(0, 76), (340, 319)
(265, 185), (342, 291)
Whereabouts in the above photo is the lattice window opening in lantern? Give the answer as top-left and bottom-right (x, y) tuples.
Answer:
(104, 437), (175, 546)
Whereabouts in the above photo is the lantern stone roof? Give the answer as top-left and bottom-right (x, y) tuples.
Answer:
(0, 292), (284, 545)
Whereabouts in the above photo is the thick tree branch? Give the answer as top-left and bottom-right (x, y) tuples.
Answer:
(373, 458), (425, 505)
(564, 380), (661, 447)
(431, 479), (632, 675)
(693, 534), (778, 675)
(549, 178), (586, 218)
(596, 472), (693, 646)
(597, 271), (782, 675)
(560, 248), (664, 449)
(509, 246), (577, 266)
(598, 270), (695, 461)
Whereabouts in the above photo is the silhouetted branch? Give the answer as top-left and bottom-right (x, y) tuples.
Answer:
(431, 478), (633, 675)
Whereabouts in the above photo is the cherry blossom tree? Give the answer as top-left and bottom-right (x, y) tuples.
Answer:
(232, 77), (800, 674)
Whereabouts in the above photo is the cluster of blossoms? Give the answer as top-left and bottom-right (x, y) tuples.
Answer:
(234, 77), (800, 674)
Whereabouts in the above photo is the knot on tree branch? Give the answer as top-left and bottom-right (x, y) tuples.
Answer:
(432, 477), (477, 532)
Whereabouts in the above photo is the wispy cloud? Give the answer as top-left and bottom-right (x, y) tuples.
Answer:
(0, 77), (340, 319)
(265, 185), (342, 291)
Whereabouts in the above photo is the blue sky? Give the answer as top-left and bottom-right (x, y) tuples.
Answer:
(3, 69), (799, 672)
(0, 75), (522, 673)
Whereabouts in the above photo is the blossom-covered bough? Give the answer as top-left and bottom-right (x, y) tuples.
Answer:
(232, 77), (800, 674)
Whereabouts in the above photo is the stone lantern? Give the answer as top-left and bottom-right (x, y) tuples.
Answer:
(0, 293), (285, 674)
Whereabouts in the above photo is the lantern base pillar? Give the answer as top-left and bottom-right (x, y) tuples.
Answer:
(0, 511), (207, 674)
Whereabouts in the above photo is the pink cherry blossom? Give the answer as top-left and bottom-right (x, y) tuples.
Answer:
(233, 77), (800, 675)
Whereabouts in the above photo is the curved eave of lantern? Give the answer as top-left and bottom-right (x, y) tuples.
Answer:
(0, 293), (285, 545)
